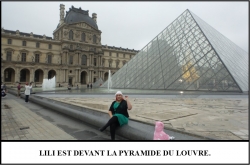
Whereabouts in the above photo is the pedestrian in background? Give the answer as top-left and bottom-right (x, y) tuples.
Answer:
(1, 88), (7, 98)
(3, 83), (7, 93)
(17, 83), (22, 98)
(24, 82), (32, 103)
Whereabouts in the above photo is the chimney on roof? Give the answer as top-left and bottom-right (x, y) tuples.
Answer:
(59, 4), (65, 25)
(92, 13), (97, 23)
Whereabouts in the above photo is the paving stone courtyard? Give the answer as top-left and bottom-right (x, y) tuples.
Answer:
(49, 96), (248, 140)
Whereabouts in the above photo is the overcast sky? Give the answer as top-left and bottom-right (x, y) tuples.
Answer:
(2, 1), (249, 53)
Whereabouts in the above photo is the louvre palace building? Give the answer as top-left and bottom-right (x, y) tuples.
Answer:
(1, 4), (139, 87)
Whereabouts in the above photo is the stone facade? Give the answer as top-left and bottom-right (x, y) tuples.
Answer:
(1, 5), (139, 87)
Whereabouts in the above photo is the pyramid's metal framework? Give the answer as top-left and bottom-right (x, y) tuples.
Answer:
(102, 9), (248, 92)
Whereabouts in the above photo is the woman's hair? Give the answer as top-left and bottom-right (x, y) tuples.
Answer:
(26, 82), (29, 85)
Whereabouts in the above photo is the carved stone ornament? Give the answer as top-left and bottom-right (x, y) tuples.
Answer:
(77, 23), (88, 28)
(30, 32), (33, 37)
(17, 54), (20, 61)
(60, 9), (64, 20)
(88, 33), (92, 40)
(75, 31), (80, 38)
(76, 43), (82, 49)
(16, 30), (20, 35)
(82, 46), (88, 51)
(56, 33), (59, 40)
(64, 29), (69, 36)
(97, 35), (101, 43)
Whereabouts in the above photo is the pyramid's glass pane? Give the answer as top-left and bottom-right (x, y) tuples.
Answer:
(190, 11), (248, 92)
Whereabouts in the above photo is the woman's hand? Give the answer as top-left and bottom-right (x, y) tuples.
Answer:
(108, 111), (113, 118)
(125, 96), (132, 110)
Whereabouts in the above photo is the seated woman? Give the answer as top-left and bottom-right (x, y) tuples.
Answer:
(99, 91), (132, 140)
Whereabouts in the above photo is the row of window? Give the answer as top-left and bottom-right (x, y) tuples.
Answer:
(7, 39), (52, 49)
(69, 31), (97, 44)
(6, 52), (52, 63)
(7, 39), (135, 59)
(73, 55), (126, 67)
(5, 52), (127, 67)
(109, 52), (133, 58)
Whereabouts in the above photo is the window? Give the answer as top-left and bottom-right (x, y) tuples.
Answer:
(36, 42), (40, 48)
(94, 58), (97, 66)
(20, 70), (26, 82)
(6, 51), (12, 61)
(82, 55), (87, 65)
(93, 35), (96, 43)
(81, 33), (85, 41)
(35, 54), (40, 63)
(48, 44), (52, 49)
(109, 61), (112, 67)
(22, 41), (26, 46)
(69, 55), (73, 64)
(109, 52), (111, 56)
(48, 55), (52, 64)
(123, 54), (125, 58)
(35, 71), (39, 82)
(7, 39), (12, 44)
(69, 30), (73, 40)
(123, 61), (126, 65)
(116, 53), (118, 57)
(116, 61), (119, 68)
(70, 45), (73, 49)
(21, 53), (26, 62)
(130, 55), (132, 59)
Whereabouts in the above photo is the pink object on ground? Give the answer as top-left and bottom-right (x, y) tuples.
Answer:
(153, 121), (170, 140)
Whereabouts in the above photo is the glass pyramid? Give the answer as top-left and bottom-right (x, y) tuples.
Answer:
(102, 9), (248, 92)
